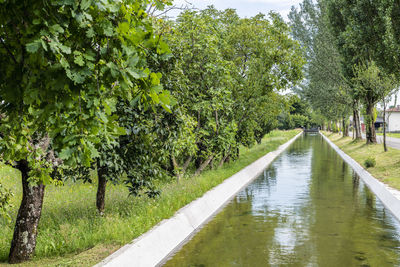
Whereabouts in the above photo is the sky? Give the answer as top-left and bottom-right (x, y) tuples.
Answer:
(169, 0), (304, 20)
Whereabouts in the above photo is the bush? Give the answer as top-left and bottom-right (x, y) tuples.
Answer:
(364, 157), (376, 168)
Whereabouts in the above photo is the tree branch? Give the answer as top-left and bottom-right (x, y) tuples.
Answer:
(0, 37), (17, 64)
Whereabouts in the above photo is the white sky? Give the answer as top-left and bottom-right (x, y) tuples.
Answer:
(169, 0), (304, 20)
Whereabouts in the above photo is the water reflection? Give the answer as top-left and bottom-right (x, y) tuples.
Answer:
(164, 134), (400, 267)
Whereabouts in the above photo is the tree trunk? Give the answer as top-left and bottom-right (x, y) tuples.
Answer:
(353, 108), (362, 140)
(383, 101), (388, 152)
(219, 154), (229, 167)
(182, 156), (192, 173)
(194, 145), (205, 169)
(171, 155), (182, 183)
(96, 167), (107, 214)
(9, 160), (45, 264)
(218, 156), (225, 168)
(342, 117), (349, 137)
(218, 146), (232, 168)
(366, 102), (377, 144)
(194, 155), (214, 177)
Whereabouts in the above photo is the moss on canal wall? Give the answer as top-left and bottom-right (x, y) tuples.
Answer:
(324, 132), (400, 191)
(0, 129), (300, 267)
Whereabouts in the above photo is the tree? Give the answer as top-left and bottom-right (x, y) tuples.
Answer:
(328, 0), (400, 80)
(222, 11), (304, 152)
(94, 23), (173, 213)
(0, 0), (168, 262)
(162, 9), (236, 175)
(353, 61), (397, 144)
(253, 92), (283, 144)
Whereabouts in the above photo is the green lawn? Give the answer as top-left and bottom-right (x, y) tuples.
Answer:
(0, 129), (300, 267)
(323, 132), (400, 191)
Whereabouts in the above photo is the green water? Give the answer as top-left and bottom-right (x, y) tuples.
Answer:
(164, 133), (400, 267)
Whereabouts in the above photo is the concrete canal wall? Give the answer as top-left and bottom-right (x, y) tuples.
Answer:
(321, 133), (400, 222)
(95, 131), (303, 267)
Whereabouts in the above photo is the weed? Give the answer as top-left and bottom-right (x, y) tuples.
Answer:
(364, 157), (376, 168)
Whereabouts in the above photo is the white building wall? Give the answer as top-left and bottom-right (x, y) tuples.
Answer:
(387, 112), (400, 132)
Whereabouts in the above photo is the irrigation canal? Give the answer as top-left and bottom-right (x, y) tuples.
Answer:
(164, 133), (400, 266)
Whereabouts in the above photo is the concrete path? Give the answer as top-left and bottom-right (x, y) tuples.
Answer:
(375, 135), (400, 150)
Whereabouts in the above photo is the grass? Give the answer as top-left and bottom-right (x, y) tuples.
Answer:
(377, 132), (400, 138)
(0, 129), (300, 267)
(322, 131), (400, 191)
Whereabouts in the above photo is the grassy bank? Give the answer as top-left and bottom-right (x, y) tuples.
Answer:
(323, 132), (400, 191)
(0, 129), (300, 267)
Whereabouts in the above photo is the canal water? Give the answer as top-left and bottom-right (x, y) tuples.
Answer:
(164, 133), (400, 267)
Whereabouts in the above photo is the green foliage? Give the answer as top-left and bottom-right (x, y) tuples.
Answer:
(353, 61), (397, 141)
(0, 0), (175, 261)
(331, 122), (338, 133)
(278, 94), (323, 129)
(364, 157), (376, 168)
(226, 11), (304, 146)
(159, 7), (304, 170)
(0, 0), (170, 185)
(353, 61), (397, 106)
(291, 114), (309, 128)
(118, 106), (174, 196)
(289, 0), (352, 123)
(327, 0), (400, 79)
(0, 3), (303, 188)
(165, 8), (237, 165)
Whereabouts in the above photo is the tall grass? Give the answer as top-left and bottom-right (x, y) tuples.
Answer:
(0, 130), (300, 266)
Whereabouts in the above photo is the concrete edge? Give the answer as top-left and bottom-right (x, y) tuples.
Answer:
(95, 131), (303, 267)
(320, 132), (400, 222)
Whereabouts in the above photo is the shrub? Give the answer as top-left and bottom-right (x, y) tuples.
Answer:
(364, 157), (376, 168)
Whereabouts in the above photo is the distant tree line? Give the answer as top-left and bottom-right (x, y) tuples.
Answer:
(289, 0), (399, 146)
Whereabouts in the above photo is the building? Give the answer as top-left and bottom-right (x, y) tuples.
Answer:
(375, 115), (384, 130)
(386, 106), (400, 132)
